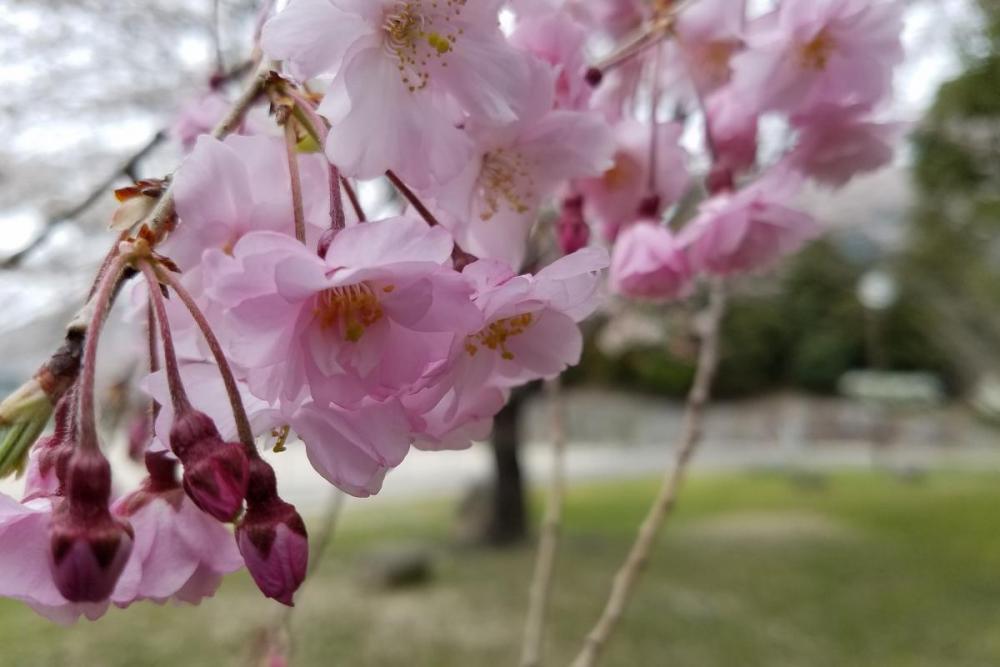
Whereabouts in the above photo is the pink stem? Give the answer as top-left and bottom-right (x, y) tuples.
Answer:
(152, 264), (259, 455)
(139, 262), (192, 416)
(76, 256), (128, 452)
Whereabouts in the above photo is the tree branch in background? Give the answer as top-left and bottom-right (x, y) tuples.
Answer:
(519, 378), (569, 667)
(4, 62), (272, 417)
(0, 131), (166, 270)
(570, 279), (728, 667)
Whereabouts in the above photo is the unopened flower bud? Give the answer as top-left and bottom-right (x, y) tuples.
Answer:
(237, 459), (308, 606)
(0, 378), (54, 478)
(170, 409), (249, 522)
(556, 194), (590, 255)
(49, 448), (133, 602)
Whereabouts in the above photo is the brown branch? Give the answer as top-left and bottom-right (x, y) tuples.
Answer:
(1, 131), (166, 269)
(341, 177), (366, 222)
(569, 279), (727, 667)
(520, 378), (569, 667)
(385, 170), (442, 228)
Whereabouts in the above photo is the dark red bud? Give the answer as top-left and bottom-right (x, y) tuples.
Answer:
(706, 163), (735, 195)
(585, 67), (603, 87)
(237, 459), (308, 606)
(556, 194), (590, 255)
(48, 449), (133, 602)
(169, 410), (249, 522)
(637, 194), (662, 219)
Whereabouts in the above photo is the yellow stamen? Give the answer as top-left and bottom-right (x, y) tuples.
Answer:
(464, 313), (535, 360)
(314, 282), (384, 343)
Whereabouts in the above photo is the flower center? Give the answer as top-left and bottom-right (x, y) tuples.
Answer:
(799, 30), (835, 71)
(314, 283), (387, 342)
(382, 1), (465, 92)
(602, 151), (640, 191)
(464, 313), (535, 360)
(479, 149), (535, 221)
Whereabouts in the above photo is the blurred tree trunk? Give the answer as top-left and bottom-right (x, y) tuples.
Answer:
(478, 390), (529, 546)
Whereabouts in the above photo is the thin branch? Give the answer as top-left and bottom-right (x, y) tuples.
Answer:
(520, 378), (569, 667)
(152, 264), (257, 451)
(341, 176), (366, 222)
(569, 279), (727, 667)
(1, 132), (166, 269)
(385, 170), (442, 228)
(283, 121), (307, 243)
(7, 62), (273, 414)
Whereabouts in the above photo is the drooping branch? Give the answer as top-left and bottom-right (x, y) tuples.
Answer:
(8, 62), (273, 414)
(569, 279), (727, 667)
(519, 378), (569, 667)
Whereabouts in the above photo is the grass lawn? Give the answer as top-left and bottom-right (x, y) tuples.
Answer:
(3, 469), (1000, 666)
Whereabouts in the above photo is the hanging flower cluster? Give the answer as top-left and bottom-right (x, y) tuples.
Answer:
(0, 0), (905, 622)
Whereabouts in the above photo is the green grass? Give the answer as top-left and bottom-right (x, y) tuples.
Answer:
(4, 469), (1000, 666)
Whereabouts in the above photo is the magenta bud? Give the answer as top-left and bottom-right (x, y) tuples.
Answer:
(170, 410), (249, 522)
(636, 194), (662, 218)
(556, 194), (590, 255)
(317, 228), (337, 259)
(585, 67), (603, 87)
(48, 449), (134, 602)
(706, 163), (735, 195)
(237, 459), (308, 606)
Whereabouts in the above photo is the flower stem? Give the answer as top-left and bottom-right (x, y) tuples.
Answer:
(151, 264), (258, 455)
(569, 279), (727, 667)
(142, 61), (272, 240)
(76, 255), (129, 452)
(139, 262), (193, 416)
(519, 378), (568, 667)
(386, 170), (441, 228)
(283, 121), (307, 244)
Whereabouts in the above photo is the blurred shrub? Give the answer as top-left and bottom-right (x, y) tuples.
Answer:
(567, 241), (956, 398)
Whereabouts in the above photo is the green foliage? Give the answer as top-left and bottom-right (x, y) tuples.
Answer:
(4, 472), (1000, 666)
(900, 3), (1000, 385)
(570, 240), (953, 397)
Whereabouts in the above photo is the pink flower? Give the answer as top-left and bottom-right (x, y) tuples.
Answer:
(262, 0), (540, 188)
(170, 91), (269, 152)
(431, 91), (614, 268)
(679, 173), (819, 275)
(447, 248), (607, 394)
(510, 11), (591, 110)
(111, 456), (243, 607)
(289, 399), (412, 497)
(406, 385), (507, 451)
(213, 218), (481, 408)
(704, 87), (759, 188)
(674, 0), (746, 94)
(785, 104), (902, 187)
(577, 120), (689, 241)
(730, 0), (904, 114)
(0, 495), (110, 624)
(610, 221), (692, 301)
(169, 135), (330, 270)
